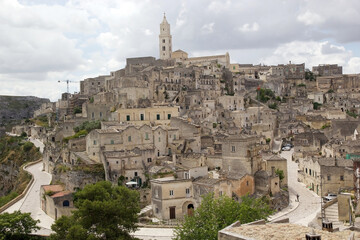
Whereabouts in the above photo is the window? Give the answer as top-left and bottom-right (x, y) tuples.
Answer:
(126, 115), (130, 121)
(100, 112), (102, 118)
(91, 112), (94, 118)
(134, 172), (138, 177)
(186, 188), (190, 194)
(147, 158), (152, 163)
(173, 134), (176, 140)
(340, 175), (344, 181)
(184, 172), (189, 179)
(116, 161), (118, 164)
(158, 137), (161, 142)
(162, 46), (165, 51)
(219, 191), (223, 196)
(231, 146), (236, 152)
(156, 208), (159, 213)
(162, 39), (165, 43)
(309, 169), (312, 176)
(110, 140), (114, 144)
(167, 114), (171, 119)
(247, 181), (249, 186)
(93, 140), (97, 145)
(327, 175), (331, 181)
(170, 190), (174, 196)
(305, 168), (308, 174)
(156, 114), (160, 120)
(128, 136), (131, 142)
(145, 132), (149, 140)
(140, 114), (144, 121)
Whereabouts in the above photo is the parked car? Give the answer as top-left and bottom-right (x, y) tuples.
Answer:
(323, 193), (337, 202)
(282, 146), (291, 151)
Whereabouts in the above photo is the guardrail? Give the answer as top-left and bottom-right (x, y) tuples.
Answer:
(0, 159), (42, 213)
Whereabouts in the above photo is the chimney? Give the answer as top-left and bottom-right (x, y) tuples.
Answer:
(305, 228), (321, 240)
(322, 219), (333, 232)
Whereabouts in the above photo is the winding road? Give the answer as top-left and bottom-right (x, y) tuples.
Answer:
(271, 149), (321, 225)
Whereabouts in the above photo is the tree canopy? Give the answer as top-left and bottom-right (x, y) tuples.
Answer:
(174, 194), (273, 240)
(0, 210), (40, 239)
(50, 181), (140, 240)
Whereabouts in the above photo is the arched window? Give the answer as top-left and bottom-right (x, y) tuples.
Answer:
(63, 200), (70, 207)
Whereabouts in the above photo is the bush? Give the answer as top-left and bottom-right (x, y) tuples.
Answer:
(313, 102), (322, 110)
(23, 142), (34, 152)
(63, 130), (88, 143)
(257, 88), (275, 103)
(268, 103), (278, 109)
(346, 110), (358, 118)
(74, 121), (101, 133)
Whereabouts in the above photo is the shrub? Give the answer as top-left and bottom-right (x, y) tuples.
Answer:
(23, 142), (34, 152)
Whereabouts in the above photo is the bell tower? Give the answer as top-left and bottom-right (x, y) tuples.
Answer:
(159, 13), (172, 60)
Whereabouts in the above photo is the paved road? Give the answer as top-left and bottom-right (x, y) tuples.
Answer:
(274, 149), (321, 226)
(4, 162), (54, 235)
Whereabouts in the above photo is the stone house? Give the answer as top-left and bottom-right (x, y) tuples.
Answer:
(313, 64), (342, 76)
(263, 154), (288, 188)
(221, 135), (265, 175)
(307, 91), (324, 104)
(80, 75), (108, 96)
(117, 106), (179, 125)
(192, 177), (232, 204)
(151, 177), (195, 220)
(298, 157), (353, 196)
(226, 172), (255, 199)
(293, 131), (328, 156)
(218, 95), (245, 111)
(40, 185), (75, 220)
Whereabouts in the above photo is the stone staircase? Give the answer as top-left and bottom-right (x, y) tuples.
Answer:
(324, 202), (344, 230)
(139, 204), (152, 215)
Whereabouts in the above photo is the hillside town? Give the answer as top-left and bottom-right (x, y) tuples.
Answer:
(5, 15), (360, 239)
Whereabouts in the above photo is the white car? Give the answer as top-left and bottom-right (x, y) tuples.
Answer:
(323, 194), (337, 202)
(282, 146), (291, 151)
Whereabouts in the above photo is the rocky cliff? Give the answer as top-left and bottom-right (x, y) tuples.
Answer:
(0, 95), (50, 128)
(0, 136), (41, 204)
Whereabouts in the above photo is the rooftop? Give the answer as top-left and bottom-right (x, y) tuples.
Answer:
(223, 222), (358, 240)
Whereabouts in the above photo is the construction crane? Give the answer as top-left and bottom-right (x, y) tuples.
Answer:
(58, 79), (77, 93)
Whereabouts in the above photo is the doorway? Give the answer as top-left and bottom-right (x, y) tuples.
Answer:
(169, 207), (176, 219)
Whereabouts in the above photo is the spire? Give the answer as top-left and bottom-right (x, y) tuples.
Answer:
(162, 12), (168, 24)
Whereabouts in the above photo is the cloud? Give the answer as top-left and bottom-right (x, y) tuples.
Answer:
(201, 23), (214, 34)
(207, 0), (232, 14)
(297, 10), (324, 26)
(238, 22), (259, 32)
(176, 2), (187, 28)
(1, 0), (360, 101)
(347, 57), (360, 74)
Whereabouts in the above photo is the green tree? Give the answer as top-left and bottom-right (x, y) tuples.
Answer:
(275, 169), (284, 182)
(50, 181), (140, 240)
(174, 194), (273, 240)
(0, 211), (40, 239)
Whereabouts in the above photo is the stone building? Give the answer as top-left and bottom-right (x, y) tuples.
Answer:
(40, 185), (75, 220)
(151, 177), (195, 220)
(117, 106), (179, 125)
(313, 64), (342, 76)
(298, 157), (353, 196)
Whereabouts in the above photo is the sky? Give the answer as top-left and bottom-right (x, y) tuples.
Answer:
(0, 0), (360, 101)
